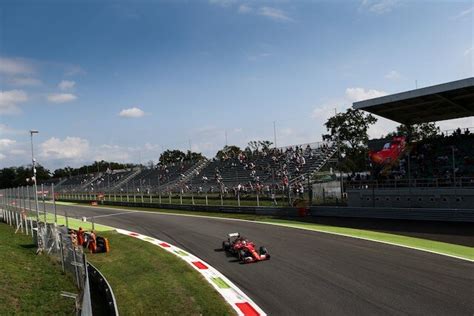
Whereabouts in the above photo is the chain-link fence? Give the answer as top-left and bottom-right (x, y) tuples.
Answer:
(0, 187), (92, 316)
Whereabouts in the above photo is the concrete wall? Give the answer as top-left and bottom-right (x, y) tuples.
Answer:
(347, 188), (474, 209)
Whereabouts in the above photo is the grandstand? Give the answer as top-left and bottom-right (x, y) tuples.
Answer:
(350, 77), (474, 209)
(45, 142), (337, 196)
(183, 142), (336, 193)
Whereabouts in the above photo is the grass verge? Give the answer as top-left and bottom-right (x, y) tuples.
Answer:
(86, 203), (474, 261)
(0, 222), (77, 314)
(87, 231), (235, 315)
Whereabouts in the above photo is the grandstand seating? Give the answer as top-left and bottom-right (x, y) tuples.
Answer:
(385, 131), (474, 181)
(48, 142), (337, 194)
(119, 162), (196, 193)
(182, 143), (336, 193)
(86, 169), (138, 192)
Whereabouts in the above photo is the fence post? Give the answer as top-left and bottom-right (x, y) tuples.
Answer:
(59, 232), (65, 272)
(256, 192), (260, 207)
(169, 192), (171, 204)
(180, 194), (183, 205)
(149, 194), (152, 204)
(237, 192), (241, 207)
(41, 184), (47, 223)
(206, 194), (208, 206)
(52, 184), (57, 224)
(191, 193), (195, 205)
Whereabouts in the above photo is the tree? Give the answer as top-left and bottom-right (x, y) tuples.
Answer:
(159, 150), (186, 164)
(259, 140), (273, 151)
(0, 164), (51, 189)
(323, 108), (377, 171)
(387, 123), (440, 142)
(185, 150), (205, 162)
(247, 141), (260, 152)
(216, 145), (241, 160)
(245, 140), (273, 153)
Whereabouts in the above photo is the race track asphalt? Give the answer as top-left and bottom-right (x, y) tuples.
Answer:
(41, 203), (474, 315)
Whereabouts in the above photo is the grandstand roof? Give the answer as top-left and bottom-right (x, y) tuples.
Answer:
(353, 77), (474, 124)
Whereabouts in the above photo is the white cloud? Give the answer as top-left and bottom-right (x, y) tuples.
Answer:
(47, 93), (77, 103)
(384, 70), (401, 80)
(40, 137), (90, 159)
(58, 80), (76, 90)
(119, 107), (145, 118)
(0, 153), (5, 160)
(360, 0), (399, 14)
(238, 4), (252, 14)
(452, 6), (473, 20)
(311, 103), (343, 121)
(312, 87), (393, 139)
(7, 77), (42, 86)
(345, 87), (387, 102)
(259, 7), (292, 21)
(9, 149), (26, 155)
(0, 139), (16, 150)
(0, 124), (23, 135)
(0, 57), (34, 75)
(94, 144), (132, 161)
(0, 90), (28, 114)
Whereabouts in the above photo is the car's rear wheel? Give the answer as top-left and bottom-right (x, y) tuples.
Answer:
(259, 246), (268, 255)
(222, 241), (230, 251)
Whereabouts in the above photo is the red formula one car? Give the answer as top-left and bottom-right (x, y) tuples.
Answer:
(222, 233), (270, 263)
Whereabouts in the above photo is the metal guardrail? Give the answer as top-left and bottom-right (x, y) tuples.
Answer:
(88, 262), (119, 316)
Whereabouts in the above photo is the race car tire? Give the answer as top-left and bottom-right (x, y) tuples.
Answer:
(222, 241), (230, 251)
(238, 250), (246, 261)
(259, 246), (268, 255)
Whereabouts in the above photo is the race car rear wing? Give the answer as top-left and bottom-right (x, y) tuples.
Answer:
(228, 232), (240, 238)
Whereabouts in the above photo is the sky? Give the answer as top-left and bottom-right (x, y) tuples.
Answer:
(0, 0), (473, 170)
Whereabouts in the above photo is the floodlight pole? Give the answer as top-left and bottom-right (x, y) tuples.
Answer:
(273, 121), (277, 148)
(30, 130), (40, 224)
(334, 109), (343, 202)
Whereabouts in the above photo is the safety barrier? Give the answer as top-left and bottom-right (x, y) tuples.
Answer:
(87, 263), (119, 316)
(58, 198), (474, 222)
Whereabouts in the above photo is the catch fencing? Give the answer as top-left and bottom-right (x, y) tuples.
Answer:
(0, 187), (92, 316)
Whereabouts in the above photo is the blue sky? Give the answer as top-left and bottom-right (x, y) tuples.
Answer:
(0, 0), (473, 170)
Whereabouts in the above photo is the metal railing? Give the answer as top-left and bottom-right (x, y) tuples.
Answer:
(345, 177), (474, 189)
(0, 187), (93, 315)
